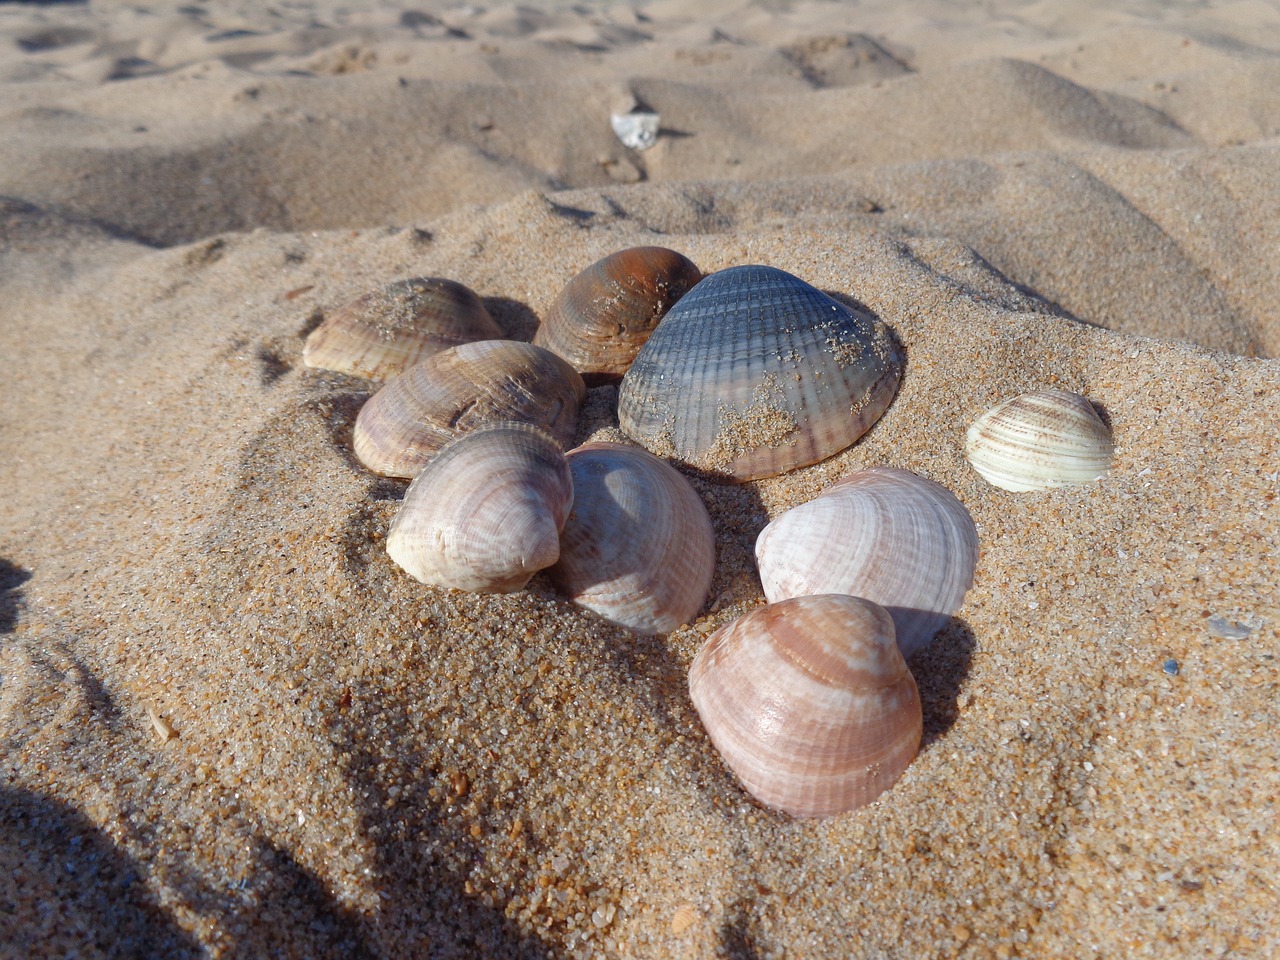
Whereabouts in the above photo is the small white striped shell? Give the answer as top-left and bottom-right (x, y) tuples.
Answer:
(688, 593), (922, 818)
(353, 340), (586, 479)
(303, 277), (501, 380)
(548, 442), (715, 633)
(965, 389), (1114, 492)
(755, 467), (978, 659)
(386, 422), (573, 593)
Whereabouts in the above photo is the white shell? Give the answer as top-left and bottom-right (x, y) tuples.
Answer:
(610, 111), (660, 150)
(386, 422), (573, 593)
(755, 467), (978, 659)
(965, 389), (1113, 492)
(548, 442), (715, 633)
(689, 594), (922, 818)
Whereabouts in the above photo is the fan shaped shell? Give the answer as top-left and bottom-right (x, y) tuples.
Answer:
(353, 339), (586, 479)
(533, 246), (702, 384)
(688, 593), (921, 818)
(755, 467), (978, 659)
(617, 264), (903, 482)
(386, 422), (573, 593)
(965, 389), (1114, 492)
(548, 442), (715, 633)
(303, 277), (501, 380)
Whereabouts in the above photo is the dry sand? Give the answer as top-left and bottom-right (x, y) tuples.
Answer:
(1, 1), (1278, 957)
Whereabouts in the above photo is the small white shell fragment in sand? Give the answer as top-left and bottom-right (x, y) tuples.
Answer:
(611, 111), (660, 150)
(148, 704), (176, 743)
(965, 388), (1114, 492)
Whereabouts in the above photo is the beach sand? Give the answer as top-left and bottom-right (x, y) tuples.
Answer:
(1, 1), (1278, 957)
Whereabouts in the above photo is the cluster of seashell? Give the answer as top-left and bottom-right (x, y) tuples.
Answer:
(303, 252), (1124, 822)
(687, 467), (977, 818)
(386, 427), (717, 634)
(965, 389), (1114, 492)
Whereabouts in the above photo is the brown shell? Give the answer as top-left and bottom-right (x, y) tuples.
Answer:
(533, 246), (702, 384)
(353, 340), (586, 479)
(303, 277), (501, 380)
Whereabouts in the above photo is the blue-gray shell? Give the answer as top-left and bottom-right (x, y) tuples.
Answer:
(616, 264), (903, 481)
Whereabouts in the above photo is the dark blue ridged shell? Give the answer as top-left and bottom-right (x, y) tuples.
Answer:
(616, 265), (903, 481)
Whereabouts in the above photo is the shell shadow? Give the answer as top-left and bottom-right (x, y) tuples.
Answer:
(481, 296), (541, 342)
(1089, 397), (1114, 432)
(0, 785), (202, 958)
(309, 384), (378, 473)
(718, 903), (766, 959)
(907, 615), (976, 752)
(321, 675), (555, 959)
(575, 468), (770, 820)
(0, 558), (32, 634)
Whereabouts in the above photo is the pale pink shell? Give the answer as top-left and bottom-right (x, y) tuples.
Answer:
(689, 594), (922, 818)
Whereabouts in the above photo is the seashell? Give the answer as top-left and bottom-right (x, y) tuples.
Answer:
(353, 340), (586, 479)
(303, 277), (501, 380)
(548, 442), (715, 633)
(688, 593), (921, 818)
(610, 110), (660, 150)
(965, 389), (1114, 492)
(755, 467), (978, 660)
(533, 247), (702, 385)
(386, 422), (573, 592)
(617, 264), (903, 482)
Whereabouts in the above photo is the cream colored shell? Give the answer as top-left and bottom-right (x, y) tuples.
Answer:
(965, 389), (1113, 492)
(386, 422), (573, 593)
(688, 594), (922, 818)
(755, 467), (978, 659)
(303, 277), (500, 380)
(353, 339), (586, 479)
(548, 442), (715, 633)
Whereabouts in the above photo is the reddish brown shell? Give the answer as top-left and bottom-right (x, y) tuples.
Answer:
(533, 246), (702, 384)
(303, 277), (501, 380)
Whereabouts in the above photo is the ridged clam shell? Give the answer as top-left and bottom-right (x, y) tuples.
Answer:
(965, 389), (1114, 492)
(689, 594), (922, 818)
(303, 278), (501, 380)
(755, 467), (978, 659)
(617, 265), (903, 482)
(533, 246), (702, 384)
(353, 340), (586, 479)
(548, 442), (715, 633)
(386, 422), (573, 593)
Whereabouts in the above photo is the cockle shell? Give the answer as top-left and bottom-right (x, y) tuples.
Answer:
(386, 422), (573, 592)
(533, 247), (702, 384)
(303, 277), (501, 380)
(755, 467), (978, 659)
(965, 389), (1114, 492)
(353, 340), (586, 479)
(617, 264), (903, 482)
(688, 593), (922, 818)
(548, 442), (715, 634)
